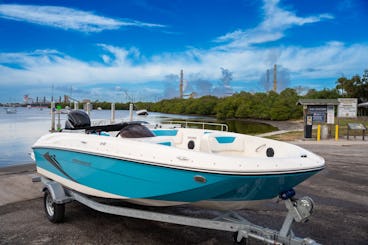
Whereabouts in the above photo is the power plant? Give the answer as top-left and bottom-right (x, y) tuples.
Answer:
(179, 69), (184, 99)
(264, 64), (278, 92)
(273, 64), (277, 92)
(177, 68), (235, 98)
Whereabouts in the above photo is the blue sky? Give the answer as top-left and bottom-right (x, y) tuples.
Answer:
(0, 0), (367, 103)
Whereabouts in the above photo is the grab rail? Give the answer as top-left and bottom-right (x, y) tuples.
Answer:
(163, 120), (228, 131)
(90, 119), (228, 132)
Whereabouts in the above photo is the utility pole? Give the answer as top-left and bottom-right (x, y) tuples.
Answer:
(273, 64), (277, 92)
(180, 69), (184, 99)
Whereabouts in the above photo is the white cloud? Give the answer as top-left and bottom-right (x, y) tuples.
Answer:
(0, 1), (366, 100)
(215, 0), (333, 47)
(1, 41), (367, 90)
(0, 4), (164, 32)
(101, 55), (111, 64)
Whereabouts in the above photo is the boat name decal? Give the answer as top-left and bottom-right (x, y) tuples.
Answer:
(72, 158), (91, 167)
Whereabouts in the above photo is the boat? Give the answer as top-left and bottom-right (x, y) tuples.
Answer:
(32, 110), (325, 209)
(5, 107), (17, 114)
(136, 109), (148, 116)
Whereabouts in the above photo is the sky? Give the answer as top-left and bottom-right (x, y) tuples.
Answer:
(0, 0), (367, 103)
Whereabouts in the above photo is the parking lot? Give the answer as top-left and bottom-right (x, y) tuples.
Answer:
(0, 142), (367, 244)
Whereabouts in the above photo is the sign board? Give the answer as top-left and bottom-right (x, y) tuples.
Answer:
(308, 106), (327, 123)
(338, 98), (357, 118)
(326, 105), (335, 124)
(347, 123), (366, 130)
(306, 115), (313, 126)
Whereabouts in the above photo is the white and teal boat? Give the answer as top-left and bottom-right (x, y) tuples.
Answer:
(32, 111), (325, 209)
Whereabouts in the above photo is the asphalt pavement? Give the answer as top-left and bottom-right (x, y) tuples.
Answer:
(0, 141), (367, 244)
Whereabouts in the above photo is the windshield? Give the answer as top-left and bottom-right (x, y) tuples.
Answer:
(119, 124), (155, 138)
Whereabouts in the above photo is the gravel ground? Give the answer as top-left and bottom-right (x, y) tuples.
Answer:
(0, 143), (367, 244)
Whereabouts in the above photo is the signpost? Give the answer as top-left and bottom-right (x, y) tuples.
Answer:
(297, 99), (340, 140)
(347, 123), (366, 140)
(308, 106), (326, 123)
(338, 98), (357, 118)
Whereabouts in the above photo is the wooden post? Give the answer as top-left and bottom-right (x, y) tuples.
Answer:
(363, 129), (365, 141)
(56, 105), (61, 131)
(86, 102), (91, 116)
(111, 103), (115, 124)
(50, 101), (55, 132)
(129, 103), (133, 121)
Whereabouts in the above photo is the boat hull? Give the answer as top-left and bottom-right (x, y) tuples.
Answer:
(33, 147), (321, 207)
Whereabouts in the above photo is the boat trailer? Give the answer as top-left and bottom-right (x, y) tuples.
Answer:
(33, 176), (320, 245)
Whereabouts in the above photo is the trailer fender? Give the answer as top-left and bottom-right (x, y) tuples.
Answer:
(42, 181), (73, 204)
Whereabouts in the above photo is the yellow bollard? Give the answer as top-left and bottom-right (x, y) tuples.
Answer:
(335, 125), (339, 141)
(317, 125), (321, 141)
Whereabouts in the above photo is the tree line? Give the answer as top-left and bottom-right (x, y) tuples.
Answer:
(62, 69), (368, 121)
(148, 69), (368, 120)
(148, 89), (303, 120)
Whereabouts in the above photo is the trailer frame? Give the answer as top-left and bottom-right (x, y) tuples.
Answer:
(33, 176), (320, 245)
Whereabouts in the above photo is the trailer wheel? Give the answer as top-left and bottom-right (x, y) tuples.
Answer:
(44, 189), (65, 223)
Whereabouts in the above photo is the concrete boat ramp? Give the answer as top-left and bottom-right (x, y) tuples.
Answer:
(1, 141), (367, 244)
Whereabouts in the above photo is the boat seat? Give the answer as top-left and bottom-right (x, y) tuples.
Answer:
(200, 134), (244, 153)
(134, 137), (174, 147)
(152, 129), (183, 145)
(172, 130), (183, 145)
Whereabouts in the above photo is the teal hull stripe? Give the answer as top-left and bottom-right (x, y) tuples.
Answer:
(34, 148), (320, 202)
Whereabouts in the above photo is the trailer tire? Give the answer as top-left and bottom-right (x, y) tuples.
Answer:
(44, 189), (65, 223)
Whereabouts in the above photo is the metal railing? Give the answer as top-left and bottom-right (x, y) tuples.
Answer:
(163, 120), (228, 131)
(89, 119), (229, 132)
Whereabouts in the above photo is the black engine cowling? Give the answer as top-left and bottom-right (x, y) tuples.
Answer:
(65, 110), (91, 129)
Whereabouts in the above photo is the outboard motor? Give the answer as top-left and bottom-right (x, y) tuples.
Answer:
(65, 110), (91, 130)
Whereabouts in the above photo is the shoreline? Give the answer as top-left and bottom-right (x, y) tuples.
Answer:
(232, 118), (304, 131)
(0, 162), (35, 172)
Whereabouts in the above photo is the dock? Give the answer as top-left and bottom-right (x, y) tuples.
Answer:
(0, 141), (367, 244)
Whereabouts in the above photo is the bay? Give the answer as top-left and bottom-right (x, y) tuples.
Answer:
(0, 106), (276, 167)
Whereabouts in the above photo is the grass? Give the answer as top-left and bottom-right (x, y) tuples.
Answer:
(266, 131), (303, 141)
(335, 117), (368, 127)
(266, 117), (368, 141)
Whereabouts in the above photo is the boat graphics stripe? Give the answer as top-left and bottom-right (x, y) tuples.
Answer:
(38, 167), (188, 206)
(37, 167), (127, 199)
(43, 152), (78, 182)
(33, 146), (324, 176)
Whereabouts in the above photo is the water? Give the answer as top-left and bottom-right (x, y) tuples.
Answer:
(225, 120), (278, 135)
(0, 107), (277, 167)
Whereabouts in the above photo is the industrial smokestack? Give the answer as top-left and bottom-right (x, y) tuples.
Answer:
(273, 64), (277, 92)
(179, 69), (184, 99)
